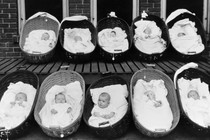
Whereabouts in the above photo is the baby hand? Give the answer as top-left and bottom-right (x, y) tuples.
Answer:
(67, 107), (72, 113)
(51, 109), (58, 114)
(154, 100), (162, 107)
(10, 101), (16, 106)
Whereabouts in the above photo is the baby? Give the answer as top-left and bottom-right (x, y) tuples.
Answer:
(10, 92), (28, 107)
(187, 90), (200, 100)
(51, 92), (72, 115)
(144, 90), (162, 107)
(89, 92), (116, 127)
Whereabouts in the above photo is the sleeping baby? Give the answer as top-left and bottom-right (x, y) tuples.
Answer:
(89, 92), (116, 127)
(178, 78), (210, 127)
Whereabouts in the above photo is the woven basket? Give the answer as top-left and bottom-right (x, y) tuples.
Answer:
(59, 17), (97, 63)
(34, 70), (85, 138)
(0, 70), (39, 139)
(19, 12), (60, 64)
(175, 68), (210, 135)
(131, 15), (170, 62)
(166, 12), (207, 61)
(97, 16), (132, 62)
(83, 75), (131, 138)
(130, 69), (180, 137)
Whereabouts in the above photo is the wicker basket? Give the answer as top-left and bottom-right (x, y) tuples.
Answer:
(59, 16), (97, 63)
(166, 11), (207, 61)
(131, 14), (170, 62)
(97, 16), (132, 62)
(130, 69), (180, 137)
(0, 70), (39, 139)
(175, 67), (210, 135)
(83, 75), (131, 138)
(34, 70), (85, 138)
(19, 12), (60, 63)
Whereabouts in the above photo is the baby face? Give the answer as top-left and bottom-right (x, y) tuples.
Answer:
(15, 92), (27, 102)
(55, 93), (66, 103)
(98, 92), (110, 109)
(188, 90), (200, 100)
(74, 35), (82, 42)
(144, 90), (155, 100)
(41, 32), (50, 40)
(110, 31), (116, 38)
(144, 27), (152, 35)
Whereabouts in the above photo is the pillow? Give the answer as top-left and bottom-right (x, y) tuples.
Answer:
(90, 84), (128, 109)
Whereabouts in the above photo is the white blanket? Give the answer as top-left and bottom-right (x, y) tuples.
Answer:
(178, 78), (210, 127)
(169, 18), (204, 55)
(98, 27), (129, 53)
(133, 79), (173, 131)
(0, 81), (36, 129)
(134, 20), (166, 54)
(39, 81), (83, 128)
(23, 29), (56, 54)
(63, 28), (95, 54)
(88, 84), (128, 127)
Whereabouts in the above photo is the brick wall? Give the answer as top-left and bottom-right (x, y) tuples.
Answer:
(139, 0), (161, 16)
(69, 0), (90, 18)
(0, 0), (20, 58)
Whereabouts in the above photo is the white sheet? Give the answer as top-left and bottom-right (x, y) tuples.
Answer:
(63, 28), (95, 54)
(178, 78), (210, 127)
(134, 20), (166, 54)
(133, 79), (173, 131)
(39, 81), (83, 128)
(98, 27), (129, 53)
(88, 84), (128, 127)
(0, 81), (36, 129)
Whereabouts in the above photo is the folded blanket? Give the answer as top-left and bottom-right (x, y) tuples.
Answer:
(63, 28), (95, 54)
(133, 79), (173, 131)
(98, 27), (129, 53)
(178, 78), (210, 127)
(39, 81), (83, 128)
(134, 20), (166, 54)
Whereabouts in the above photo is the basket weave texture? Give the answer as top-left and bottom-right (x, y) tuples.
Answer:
(130, 69), (180, 137)
(176, 68), (210, 135)
(0, 70), (39, 139)
(34, 70), (85, 138)
(19, 13), (60, 63)
(59, 19), (97, 63)
(83, 75), (131, 138)
(97, 17), (132, 62)
(167, 12), (207, 61)
(131, 15), (170, 62)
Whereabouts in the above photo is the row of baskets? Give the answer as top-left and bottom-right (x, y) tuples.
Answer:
(0, 63), (210, 139)
(19, 9), (207, 64)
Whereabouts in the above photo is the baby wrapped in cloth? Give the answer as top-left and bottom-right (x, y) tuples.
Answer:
(178, 77), (210, 127)
(88, 84), (128, 127)
(98, 27), (129, 53)
(39, 81), (83, 128)
(0, 81), (36, 129)
(133, 79), (173, 131)
(166, 9), (204, 55)
(63, 16), (95, 54)
(23, 29), (56, 54)
(134, 13), (166, 54)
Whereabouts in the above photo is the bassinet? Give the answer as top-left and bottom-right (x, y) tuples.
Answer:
(130, 69), (180, 137)
(19, 12), (60, 63)
(97, 14), (132, 62)
(83, 75), (131, 138)
(0, 70), (39, 139)
(34, 70), (85, 138)
(174, 65), (210, 135)
(166, 9), (207, 61)
(59, 16), (97, 63)
(131, 14), (170, 62)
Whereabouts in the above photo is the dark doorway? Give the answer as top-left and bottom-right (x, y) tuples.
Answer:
(97, 0), (133, 25)
(166, 0), (203, 22)
(25, 0), (63, 21)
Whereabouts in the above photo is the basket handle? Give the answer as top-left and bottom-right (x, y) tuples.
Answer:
(101, 71), (112, 77)
(145, 63), (155, 67)
(187, 51), (196, 54)
(155, 129), (166, 132)
(60, 65), (69, 70)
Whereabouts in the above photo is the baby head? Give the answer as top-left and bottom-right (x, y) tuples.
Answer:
(74, 35), (83, 42)
(188, 90), (200, 100)
(144, 90), (155, 100)
(98, 92), (111, 109)
(144, 26), (152, 35)
(110, 31), (116, 38)
(15, 92), (27, 102)
(55, 92), (66, 103)
(41, 32), (50, 41)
